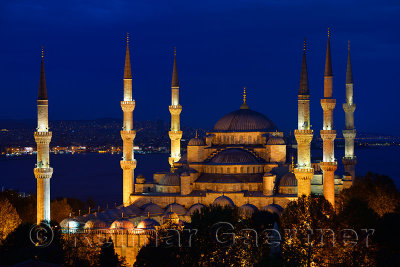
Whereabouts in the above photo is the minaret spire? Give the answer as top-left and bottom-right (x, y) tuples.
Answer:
(320, 28), (337, 207)
(342, 40), (357, 187)
(34, 47), (53, 223)
(294, 39), (314, 197)
(124, 33), (132, 79)
(120, 34), (137, 206)
(168, 47), (183, 169)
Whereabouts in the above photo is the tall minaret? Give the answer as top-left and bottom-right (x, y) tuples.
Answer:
(120, 34), (136, 206)
(320, 29), (337, 207)
(34, 47), (53, 224)
(168, 47), (182, 170)
(294, 40), (314, 197)
(342, 41), (357, 185)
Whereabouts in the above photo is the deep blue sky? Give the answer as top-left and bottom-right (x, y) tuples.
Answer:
(0, 0), (399, 135)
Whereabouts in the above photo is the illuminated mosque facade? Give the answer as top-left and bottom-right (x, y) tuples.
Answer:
(36, 30), (357, 264)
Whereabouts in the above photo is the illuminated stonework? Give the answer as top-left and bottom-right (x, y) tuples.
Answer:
(34, 51), (53, 224)
(121, 35), (137, 206)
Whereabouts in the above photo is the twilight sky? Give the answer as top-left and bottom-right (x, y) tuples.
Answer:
(0, 0), (399, 135)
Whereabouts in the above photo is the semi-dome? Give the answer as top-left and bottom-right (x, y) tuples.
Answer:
(188, 137), (206, 146)
(186, 203), (205, 215)
(213, 195), (234, 207)
(141, 202), (164, 216)
(137, 218), (160, 230)
(84, 219), (108, 229)
(159, 173), (180, 186)
(165, 203), (187, 216)
(239, 203), (258, 217)
(210, 148), (262, 164)
(213, 108), (276, 132)
(110, 219), (134, 230)
(267, 136), (285, 145)
(279, 172), (298, 187)
(136, 174), (146, 184)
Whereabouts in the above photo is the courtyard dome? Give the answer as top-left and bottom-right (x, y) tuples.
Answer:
(267, 136), (285, 145)
(60, 218), (80, 230)
(213, 195), (235, 207)
(110, 219), (134, 230)
(213, 108), (276, 132)
(165, 203), (187, 216)
(239, 203), (258, 217)
(84, 219), (107, 229)
(141, 202), (164, 216)
(137, 218), (160, 230)
(210, 148), (261, 164)
(159, 173), (180, 186)
(279, 172), (298, 187)
(188, 137), (206, 146)
(262, 204), (283, 215)
(187, 203), (205, 215)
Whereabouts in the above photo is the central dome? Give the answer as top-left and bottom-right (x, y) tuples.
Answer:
(213, 108), (276, 132)
(210, 148), (262, 164)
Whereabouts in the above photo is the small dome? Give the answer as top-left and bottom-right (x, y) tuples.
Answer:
(262, 204), (283, 215)
(163, 211), (180, 225)
(137, 218), (160, 230)
(159, 173), (180, 186)
(187, 203), (205, 215)
(136, 174), (146, 184)
(60, 218), (80, 229)
(165, 203), (187, 216)
(213, 195), (234, 207)
(210, 148), (262, 164)
(279, 172), (298, 187)
(267, 136), (285, 145)
(141, 202), (164, 216)
(84, 219), (107, 229)
(239, 203), (258, 217)
(188, 137), (206, 146)
(213, 108), (276, 132)
(110, 219), (134, 230)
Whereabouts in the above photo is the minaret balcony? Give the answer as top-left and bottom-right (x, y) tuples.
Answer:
(169, 130), (183, 140)
(169, 105), (182, 115)
(343, 103), (356, 113)
(342, 129), (356, 139)
(320, 161), (338, 172)
(34, 167), (53, 179)
(121, 130), (136, 140)
(121, 101), (135, 112)
(320, 130), (336, 140)
(34, 131), (52, 143)
(294, 167), (314, 180)
(342, 157), (357, 165)
(321, 99), (336, 110)
(120, 160), (137, 170)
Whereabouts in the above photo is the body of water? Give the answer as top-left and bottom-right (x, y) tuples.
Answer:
(0, 147), (399, 207)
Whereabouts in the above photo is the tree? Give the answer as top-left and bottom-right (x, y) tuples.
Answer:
(99, 237), (126, 267)
(0, 197), (21, 243)
(51, 198), (73, 223)
(337, 173), (400, 217)
(280, 195), (337, 266)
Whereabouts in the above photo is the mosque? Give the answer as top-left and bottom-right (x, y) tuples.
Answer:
(34, 30), (357, 264)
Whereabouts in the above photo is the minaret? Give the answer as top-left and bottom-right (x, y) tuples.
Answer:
(342, 41), (357, 186)
(320, 29), (337, 207)
(120, 33), (136, 206)
(168, 47), (182, 170)
(294, 39), (314, 196)
(34, 47), (53, 224)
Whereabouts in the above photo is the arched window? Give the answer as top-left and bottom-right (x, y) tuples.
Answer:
(234, 167), (237, 173)
(247, 167), (250, 173)
(227, 167), (230, 174)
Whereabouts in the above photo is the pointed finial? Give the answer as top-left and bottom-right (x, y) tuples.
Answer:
(174, 46), (176, 56)
(243, 87), (247, 103)
(348, 40), (350, 51)
(147, 211), (150, 218)
(122, 211), (124, 218)
(327, 27), (330, 38)
(41, 46), (44, 59)
(303, 38), (306, 52)
(195, 130), (198, 138)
